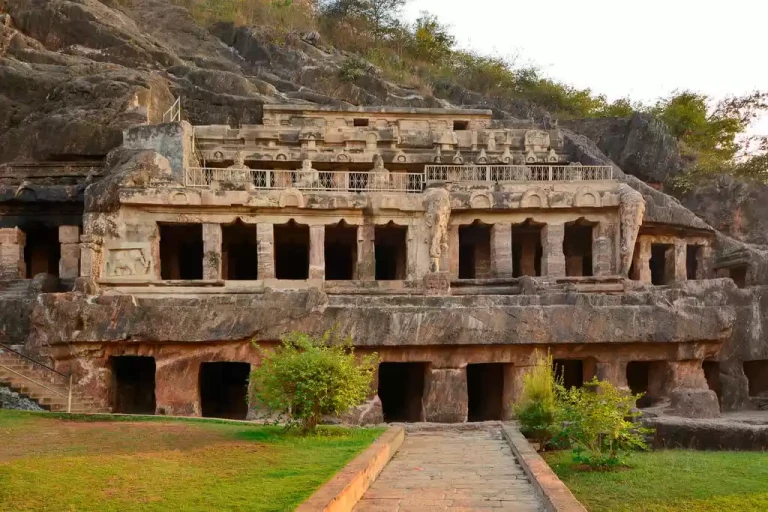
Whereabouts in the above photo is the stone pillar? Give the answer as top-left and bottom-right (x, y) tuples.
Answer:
(0, 228), (26, 279)
(595, 361), (628, 390)
(423, 367), (468, 423)
(592, 223), (613, 276)
(58, 226), (81, 279)
(309, 225), (325, 280)
(256, 223), (275, 280)
(79, 234), (103, 279)
(541, 224), (565, 277)
(490, 223), (513, 278)
(520, 235), (537, 276)
(697, 245), (712, 280)
(357, 224), (375, 281)
(666, 360), (720, 418)
(637, 237), (652, 283)
(155, 358), (203, 416)
(673, 239), (687, 282)
(445, 225), (459, 279)
(202, 223), (222, 280)
(406, 225), (418, 280)
(502, 364), (531, 420)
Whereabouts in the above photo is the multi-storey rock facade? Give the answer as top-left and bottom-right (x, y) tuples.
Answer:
(1, 104), (766, 422)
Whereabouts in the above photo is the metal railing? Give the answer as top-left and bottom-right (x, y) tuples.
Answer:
(0, 342), (72, 413)
(186, 168), (425, 193)
(425, 165), (613, 183)
(162, 96), (181, 123)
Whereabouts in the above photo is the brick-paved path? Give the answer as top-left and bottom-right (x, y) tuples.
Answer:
(354, 426), (544, 512)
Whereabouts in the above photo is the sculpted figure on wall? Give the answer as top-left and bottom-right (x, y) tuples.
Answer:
(226, 152), (251, 184)
(105, 248), (151, 277)
(424, 187), (451, 272)
(618, 183), (646, 276)
(368, 154), (392, 190)
(294, 159), (321, 189)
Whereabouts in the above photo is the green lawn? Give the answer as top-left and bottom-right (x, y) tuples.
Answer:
(544, 450), (768, 512)
(0, 410), (383, 512)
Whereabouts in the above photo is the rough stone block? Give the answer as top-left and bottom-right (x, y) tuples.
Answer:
(0, 228), (25, 245)
(670, 388), (720, 418)
(58, 225), (81, 244)
(423, 272), (450, 296)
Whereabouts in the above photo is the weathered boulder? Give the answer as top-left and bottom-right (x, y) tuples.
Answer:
(670, 389), (721, 419)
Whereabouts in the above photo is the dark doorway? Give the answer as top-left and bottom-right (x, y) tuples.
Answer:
(111, 356), (156, 414)
(730, 265), (748, 288)
(23, 226), (60, 278)
(274, 220), (309, 280)
(687, 245), (702, 280)
(326, 222), (357, 280)
(199, 362), (251, 419)
(702, 360), (722, 405)
(743, 360), (768, 397)
(563, 221), (594, 277)
(458, 221), (491, 279)
(466, 363), (504, 421)
(375, 223), (407, 280)
(626, 361), (652, 408)
(650, 243), (673, 285)
(223, 221), (258, 280)
(553, 359), (584, 389)
(378, 362), (426, 422)
(512, 221), (543, 277)
(159, 224), (203, 280)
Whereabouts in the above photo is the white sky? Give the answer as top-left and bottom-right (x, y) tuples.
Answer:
(404, 0), (768, 136)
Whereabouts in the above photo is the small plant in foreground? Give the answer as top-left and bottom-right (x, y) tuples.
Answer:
(513, 351), (560, 447)
(249, 330), (377, 433)
(556, 378), (652, 469)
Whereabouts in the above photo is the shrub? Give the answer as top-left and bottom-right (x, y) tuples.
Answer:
(513, 352), (560, 446)
(556, 378), (652, 468)
(249, 330), (378, 433)
(338, 56), (370, 82)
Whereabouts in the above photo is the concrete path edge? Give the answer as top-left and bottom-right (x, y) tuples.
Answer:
(501, 423), (587, 512)
(297, 425), (406, 512)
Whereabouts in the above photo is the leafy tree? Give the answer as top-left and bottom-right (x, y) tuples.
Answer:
(250, 330), (378, 433)
(556, 379), (652, 468)
(408, 12), (455, 62)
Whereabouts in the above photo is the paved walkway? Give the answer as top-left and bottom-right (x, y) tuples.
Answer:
(354, 426), (544, 512)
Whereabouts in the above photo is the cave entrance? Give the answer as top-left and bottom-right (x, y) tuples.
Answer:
(730, 265), (748, 288)
(223, 220), (258, 280)
(563, 220), (594, 277)
(111, 356), (156, 415)
(458, 221), (491, 279)
(378, 362), (426, 422)
(23, 226), (60, 278)
(274, 219), (309, 280)
(626, 361), (667, 408)
(374, 223), (407, 280)
(199, 362), (251, 420)
(650, 243), (673, 285)
(512, 221), (543, 277)
(325, 221), (357, 280)
(159, 224), (203, 280)
(553, 359), (584, 389)
(466, 363), (504, 422)
(702, 360), (722, 405)
(744, 360), (768, 398)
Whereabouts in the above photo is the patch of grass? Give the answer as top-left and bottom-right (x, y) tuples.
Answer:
(0, 410), (383, 512)
(544, 450), (768, 512)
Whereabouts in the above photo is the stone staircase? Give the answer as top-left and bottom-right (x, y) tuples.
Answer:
(0, 346), (108, 413)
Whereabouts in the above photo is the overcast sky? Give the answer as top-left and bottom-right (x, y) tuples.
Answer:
(404, 0), (768, 136)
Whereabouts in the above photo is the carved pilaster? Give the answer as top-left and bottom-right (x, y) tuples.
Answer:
(79, 234), (103, 280)
(541, 224), (565, 277)
(0, 228), (26, 279)
(424, 187), (451, 273)
(357, 224), (375, 281)
(202, 223), (222, 280)
(637, 237), (652, 283)
(673, 239), (687, 282)
(592, 222), (613, 276)
(58, 226), (81, 279)
(491, 223), (513, 278)
(618, 184), (646, 276)
(309, 225), (325, 280)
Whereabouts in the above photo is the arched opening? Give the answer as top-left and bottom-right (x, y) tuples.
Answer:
(159, 223), (203, 280)
(222, 220), (258, 280)
(23, 226), (60, 278)
(274, 219), (309, 280)
(458, 220), (491, 279)
(325, 221), (357, 280)
(512, 219), (543, 277)
(563, 218), (595, 277)
(374, 222), (407, 280)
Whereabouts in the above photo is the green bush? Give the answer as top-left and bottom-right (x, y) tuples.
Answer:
(513, 352), (560, 446)
(556, 378), (652, 468)
(249, 330), (378, 433)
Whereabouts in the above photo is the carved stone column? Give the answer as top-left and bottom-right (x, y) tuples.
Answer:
(357, 224), (375, 281)
(309, 225), (325, 280)
(79, 234), (103, 280)
(673, 239), (687, 282)
(256, 223), (275, 280)
(595, 361), (628, 390)
(697, 245), (712, 280)
(502, 364), (532, 420)
(0, 228), (25, 279)
(637, 237), (652, 283)
(444, 225), (459, 279)
(406, 225), (418, 280)
(541, 224), (565, 277)
(423, 367), (468, 423)
(58, 226), (81, 279)
(202, 223), (222, 280)
(491, 223), (513, 278)
(592, 222), (613, 276)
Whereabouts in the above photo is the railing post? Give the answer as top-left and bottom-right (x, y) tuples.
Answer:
(67, 373), (73, 414)
(548, 167), (553, 181)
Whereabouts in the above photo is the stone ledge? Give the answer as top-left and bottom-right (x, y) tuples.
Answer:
(296, 425), (405, 512)
(501, 423), (586, 512)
